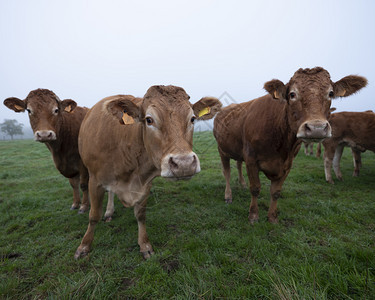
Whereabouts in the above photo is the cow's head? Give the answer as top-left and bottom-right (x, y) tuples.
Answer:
(4, 89), (77, 142)
(264, 67), (367, 142)
(105, 85), (222, 180)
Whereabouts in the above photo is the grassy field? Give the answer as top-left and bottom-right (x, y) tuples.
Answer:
(1, 132), (374, 299)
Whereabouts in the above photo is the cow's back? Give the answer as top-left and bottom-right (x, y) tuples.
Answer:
(242, 95), (294, 158)
(214, 102), (252, 160)
(79, 97), (144, 184)
(214, 95), (293, 162)
(329, 111), (375, 151)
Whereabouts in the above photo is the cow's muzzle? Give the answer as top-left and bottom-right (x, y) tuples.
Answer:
(161, 152), (201, 180)
(34, 130), (57, 142)
(296, 120), (331, 142)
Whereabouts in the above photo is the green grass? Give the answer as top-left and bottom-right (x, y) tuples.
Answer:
(1, 132), (374, 299)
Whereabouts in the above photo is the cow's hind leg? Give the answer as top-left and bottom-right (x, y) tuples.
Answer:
(104, 191), (115, 222)
(316, 142), (322, 158)
(352, 148), (362, 177)
(69, 176), (81, 210)
(332, 144), (344, 181)
(220, 154), (232, 203)
(323, 143), (336, 184)
(303, 142), (308, 155)
(74, 177), (105, 259)
(309, 143), (314, 156)
(134, 185), (154, 259)
(79, 166), (90, 214)
(245, 162), (261, 224)
(237, 160), (247, 188)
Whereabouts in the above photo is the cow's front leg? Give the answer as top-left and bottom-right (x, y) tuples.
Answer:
(74, 177), (105, 259)
(134, 193), (154, 259)
(68, 176), (81, 210)
(268, 174), (288, 224)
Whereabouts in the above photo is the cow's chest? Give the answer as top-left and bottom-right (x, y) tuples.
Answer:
(257, 148), (296, 180)
(105, 177), (152, 208)
(51, 151), (80, 178)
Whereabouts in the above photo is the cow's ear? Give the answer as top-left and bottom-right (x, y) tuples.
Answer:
(192, 97), (222, 120)
(3, 97), (26, 112)
(61, 99), (77, 113)
(333, 75), (368, 98)
(105, 95), (141, 125)
(264, 79), (287, 100)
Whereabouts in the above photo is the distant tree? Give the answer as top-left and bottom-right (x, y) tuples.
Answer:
(0, 119), (24, 140)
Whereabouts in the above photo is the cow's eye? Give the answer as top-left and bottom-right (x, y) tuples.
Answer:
(145, 117), (154, 125)
(26, 108), (31, 114)
(54, 108), (59, 114)
(289, 92), (296, 100)
(329, 91), (334, 98)
(191, 116), (196, 124)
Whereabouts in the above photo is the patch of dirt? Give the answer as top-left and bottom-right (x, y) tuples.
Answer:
(160, 258), (180, 274)
(121, 278), (135, 290)
(281, 218), (295, 228)
(1, 253), (22, 261)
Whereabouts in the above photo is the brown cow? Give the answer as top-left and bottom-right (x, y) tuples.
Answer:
(74, 85), (222, 259)
(3, 89), (90, 213)
(214, 67), (367, 223)
(323, 110), (375, 183)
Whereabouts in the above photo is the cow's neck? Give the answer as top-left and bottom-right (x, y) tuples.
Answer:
(136, 150), (160, 185)
(44, 139), (62, 155)
(118, 126), (161, 186)
(284, 106), (302, 156)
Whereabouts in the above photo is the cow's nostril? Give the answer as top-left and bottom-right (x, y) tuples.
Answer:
(169, 157), (178, 169)
(304, 123), (311, 133)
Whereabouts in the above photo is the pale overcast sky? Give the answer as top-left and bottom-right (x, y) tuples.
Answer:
(1, 0), (374, 129)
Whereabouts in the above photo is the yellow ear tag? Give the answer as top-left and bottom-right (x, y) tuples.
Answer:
(198, 106), (211, 117)
(14, 104), (24, 111)
(122, 112), (135, 125)
(64, 105), (72, 112)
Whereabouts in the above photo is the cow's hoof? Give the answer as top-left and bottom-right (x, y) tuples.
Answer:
(74, 246), (90, 260)
(248, 214), (259, 225)
(78, 205), (89, 214)
(104, 216), (113, 222)
(70, 204), (79, 210)
(268, 217), (278, 224)
(141, 250), (155, 260)
(225, 198), (232, 204)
